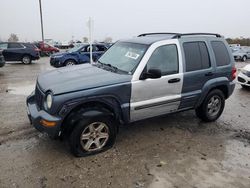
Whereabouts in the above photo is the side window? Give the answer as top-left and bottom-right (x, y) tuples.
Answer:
(80, 46), (87, 52)
(97, 45), (106, 52)
(8, 43), (23, 49)
(0, 43), (8, 50)
(183, 42), (210, 72)
(199, 42), (210, 69)
(211, 41), (230, 66)
(84, 45), (97, 52)
(147, 44), (178, 76)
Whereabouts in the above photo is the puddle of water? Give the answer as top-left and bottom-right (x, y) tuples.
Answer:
(7, 84), (35, 96)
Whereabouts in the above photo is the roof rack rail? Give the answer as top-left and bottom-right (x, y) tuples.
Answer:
(172, 33), (221, 39)
(138, 33), (180, 37)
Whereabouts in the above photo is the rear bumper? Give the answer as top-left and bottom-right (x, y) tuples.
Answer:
(228, 81), (236, 97)
(26, 92), (62, 138)
(31, 55), (40, 61)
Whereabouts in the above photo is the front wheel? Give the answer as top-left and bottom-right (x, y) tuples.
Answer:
(195, 89), (225, 122)
(22, 55), (31, 64)
(65, 60), (76, 66)
(69, 117), (117, 157)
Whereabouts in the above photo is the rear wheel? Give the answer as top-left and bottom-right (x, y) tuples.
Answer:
(22, 55), (31, 64)
(65, 60), (76, 66)
(69, 116), (116, 157)
(195, 89), (225, 122)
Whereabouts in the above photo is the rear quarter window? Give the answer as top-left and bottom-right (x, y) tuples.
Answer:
(211, 41), (230, 66)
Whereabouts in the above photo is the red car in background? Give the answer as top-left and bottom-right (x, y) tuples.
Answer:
(34, 42), (60, 56)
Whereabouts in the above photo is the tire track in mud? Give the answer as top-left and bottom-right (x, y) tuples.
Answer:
(0, 126), (38, 145)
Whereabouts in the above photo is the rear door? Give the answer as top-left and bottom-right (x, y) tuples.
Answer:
(130, 41), (183, 122)
(179, 40), (214, 109)
(5, 43), (25, 61)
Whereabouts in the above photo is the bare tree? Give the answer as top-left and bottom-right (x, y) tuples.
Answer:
(103, 37), (112, 43)
(8, 33), (19, 42)
(83, 37), (88, 43)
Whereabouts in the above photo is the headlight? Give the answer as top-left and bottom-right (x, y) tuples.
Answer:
(45, 93), (53, 109)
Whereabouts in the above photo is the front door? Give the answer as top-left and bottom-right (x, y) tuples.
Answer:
(130, 42), (183, 122)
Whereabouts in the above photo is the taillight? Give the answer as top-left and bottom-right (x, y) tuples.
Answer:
(232, 67), (237, 80)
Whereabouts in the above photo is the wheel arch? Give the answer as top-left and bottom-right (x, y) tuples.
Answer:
(64, 58), (78, 65)
(196, 78), (230, 108)
(60, 98), (123, 138)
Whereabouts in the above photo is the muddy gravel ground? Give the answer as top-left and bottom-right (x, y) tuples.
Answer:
(0, 58), (250, 188)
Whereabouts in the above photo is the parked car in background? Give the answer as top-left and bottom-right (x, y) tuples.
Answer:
(237, 64), (250, 89)
(54, 41), (73, 49)
(0, 50), (5, 68)
(241, 46), (250, 59)
(27, 33), (235, 156)
(232, 48), (248, 62)
(50, 43), (108, 67)
(0, 42), (40, 64)
(34, 42), (59, 56)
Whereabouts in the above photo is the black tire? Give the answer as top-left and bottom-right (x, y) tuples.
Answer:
(242, 56), (247, 62)
(69, 116), (116, 157)
(195, 89), (225, 122)
(65, 60), (76, 66)
(22, 55), (32, 64)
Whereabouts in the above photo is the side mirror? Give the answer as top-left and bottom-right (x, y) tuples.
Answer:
(140, 69), (162, 80)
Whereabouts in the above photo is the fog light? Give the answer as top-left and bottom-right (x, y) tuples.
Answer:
(40, 119), (57, 127)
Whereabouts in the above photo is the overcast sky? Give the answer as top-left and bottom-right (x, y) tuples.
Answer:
(0, 0), (250, 42)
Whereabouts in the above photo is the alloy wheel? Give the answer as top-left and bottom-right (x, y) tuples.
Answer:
(80, 122), (110, 152)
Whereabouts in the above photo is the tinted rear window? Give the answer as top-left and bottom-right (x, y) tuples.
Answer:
(211, 41), (230, 66)
(8, 43), (23, 48)
(183, 42), (210, 72)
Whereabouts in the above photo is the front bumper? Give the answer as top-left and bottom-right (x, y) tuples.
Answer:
(234, 55), (242, 60)
(50, 57), (63, 68)
(26, 92), (62, 138)
(237, 72), (250, 86)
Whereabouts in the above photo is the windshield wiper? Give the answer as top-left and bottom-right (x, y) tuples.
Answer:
(95, 60), (129, 74)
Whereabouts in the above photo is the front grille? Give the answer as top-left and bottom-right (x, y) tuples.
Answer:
(35, 85), (44, 110)
(238, 76), (246, 83)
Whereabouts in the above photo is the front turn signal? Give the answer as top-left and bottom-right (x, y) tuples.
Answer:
(40, 120), (57, 127)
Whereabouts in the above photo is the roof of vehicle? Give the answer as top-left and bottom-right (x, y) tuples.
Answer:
(121, 33), (222, 45)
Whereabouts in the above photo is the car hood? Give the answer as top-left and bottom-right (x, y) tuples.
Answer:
(51, 52), (67, 57)
(37, 64), (132, 95)
(243, 64), (250, 72)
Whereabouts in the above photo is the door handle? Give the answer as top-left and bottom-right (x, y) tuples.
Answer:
(168, 78), (181, 83)
(205, 72), (214, 76)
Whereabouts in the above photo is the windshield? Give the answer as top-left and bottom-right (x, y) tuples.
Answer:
(68, 44), (84, 53)
(98, 42), (148, 74)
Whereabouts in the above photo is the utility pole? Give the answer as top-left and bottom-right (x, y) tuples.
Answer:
(87, 17), (93, 63)
(39, 0), (44, 42)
